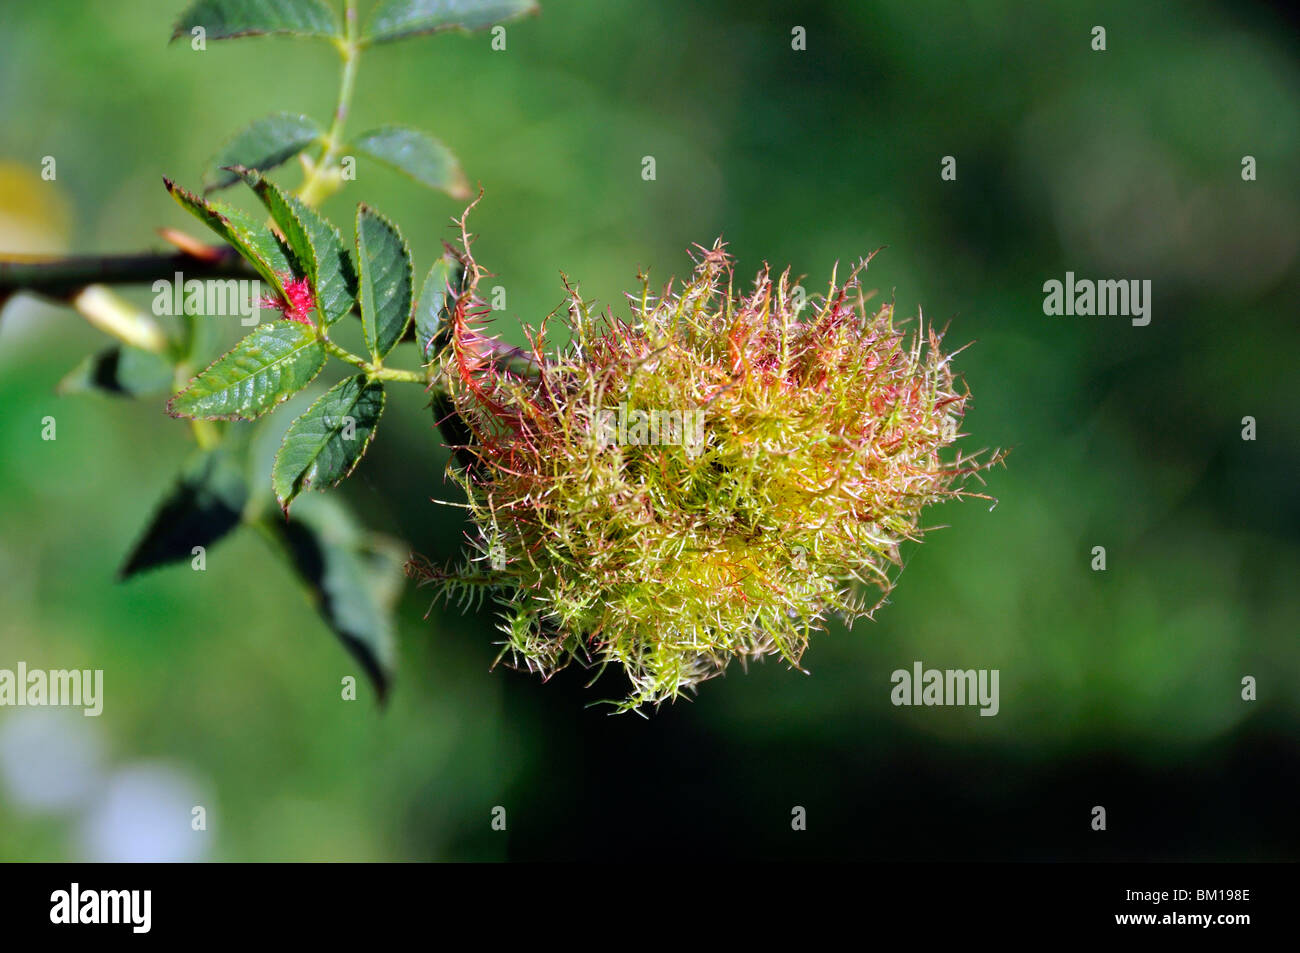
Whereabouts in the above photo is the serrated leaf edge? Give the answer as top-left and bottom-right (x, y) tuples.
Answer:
(355, 203), (414, 362)
(273, 376), (386, 513)
(166, 320), (326, 421)
(202, 112), (325, 193)
(350, 126), (470, 199)
(170, 0), (343, 43)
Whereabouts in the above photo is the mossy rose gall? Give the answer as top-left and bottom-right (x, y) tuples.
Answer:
(417, 240), (1001, 710)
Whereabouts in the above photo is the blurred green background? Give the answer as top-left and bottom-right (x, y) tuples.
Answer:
(1, 0), (1297, 861)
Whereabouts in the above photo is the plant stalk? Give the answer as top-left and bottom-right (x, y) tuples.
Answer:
(0, 246), (254, 300)
(298, 0), (361, 209)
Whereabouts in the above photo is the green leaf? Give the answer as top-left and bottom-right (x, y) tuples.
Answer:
(355, 205), (414, 362)
(272, 494), (405, 701)
(413, 255), (462, 363)
(169, 319), (325, 420)
(363, 0), (538, 45)
(165, 178), (296, 296)
(58, 346), (174, 398)
(272, 375), (385, 512)
(171, 0), (342, 43)
(350, 127), (469, 199)
(235, 168), (358, 326)
(119, 448), (248, 579)
(204, 113), (323, 192)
